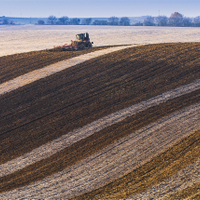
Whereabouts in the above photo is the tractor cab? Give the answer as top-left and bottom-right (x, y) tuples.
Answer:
(76, 33), (89, 41)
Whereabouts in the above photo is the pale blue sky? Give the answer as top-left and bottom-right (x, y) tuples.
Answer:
(0, 0), (199, 18)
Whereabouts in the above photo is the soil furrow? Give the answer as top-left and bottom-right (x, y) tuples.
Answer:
(0, 45), (134, 95)
(0, 79), (199, 178)
(167, 181), (200, 199)
(0, 46), (110, 84)
(0, 42), (200, 198)
(0, 104), (199, 199)
(1, 43), (200, 165)
(130, 158), (200, 200)
(0, 89), (199, 193)
(75, 129), (200, 200)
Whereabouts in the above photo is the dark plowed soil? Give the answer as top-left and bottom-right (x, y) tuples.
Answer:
(0, 43), (200, 193)
(1, 90), (199, 193)
(0, 46), (109, 84)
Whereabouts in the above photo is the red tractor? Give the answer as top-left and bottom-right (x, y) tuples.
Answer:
(56, 33), (93, 51)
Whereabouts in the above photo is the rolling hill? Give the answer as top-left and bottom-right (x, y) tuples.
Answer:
(0, 43), (200, 199)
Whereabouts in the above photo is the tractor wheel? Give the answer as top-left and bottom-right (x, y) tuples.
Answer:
(79, 44), (85, 50)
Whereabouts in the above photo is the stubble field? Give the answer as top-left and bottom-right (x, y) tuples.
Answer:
(1, 25), (200, 57)
(0, 26), (200, 199)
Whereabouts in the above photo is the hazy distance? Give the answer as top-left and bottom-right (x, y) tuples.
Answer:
(0, 0), (199, 18)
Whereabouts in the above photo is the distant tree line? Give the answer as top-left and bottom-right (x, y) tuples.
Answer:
(0, 12), (194, 27)
(92, 17), (131, 26)
(1, 12), (200, 27)
(35, 12), (200, 27)
(37, 16), (80, 25)
(40, 16), (80, 25)
(0, 17), (15, 25)
(37, 15), (131, 26)
(140, 12), (200, 27)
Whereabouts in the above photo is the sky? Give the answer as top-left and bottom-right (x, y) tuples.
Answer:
(0, 0), (199, 18)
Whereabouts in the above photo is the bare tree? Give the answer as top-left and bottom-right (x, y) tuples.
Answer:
(168, 12), (183, 26)
(108, 16), (119, 25)
(58, 16), (69, 25)
(48, 15), (57, 25)
(70, 18), (80, 25)
(143, 16), (155, 26)
(194, 16), (200, 27)
(168, 12), (192, 27)
(38, 20), (45, 25)
(120, 17), (130, 26)
(133, 22), (143, 26)
(156, 16), (168, 26)
(182, 17), (192, 27)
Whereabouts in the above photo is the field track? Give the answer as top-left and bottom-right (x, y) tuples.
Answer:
(0, 42), (200, 198)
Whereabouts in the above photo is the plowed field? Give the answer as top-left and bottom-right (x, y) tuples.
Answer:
(0, 46), (111, 84)
(0, 42), (200, 199)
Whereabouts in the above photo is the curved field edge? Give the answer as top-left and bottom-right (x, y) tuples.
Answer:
(0, 105), (199, 199)
(0, 92), (199, 194)
(1, 42), (200, 165)
(0, 46), (112, 84)
(0, 43), (199, 197)
(0, 79), (199, 178)
(74, 129), (200, 200)
(0, 42), (199, 84)
(0, 45), (136, 96)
